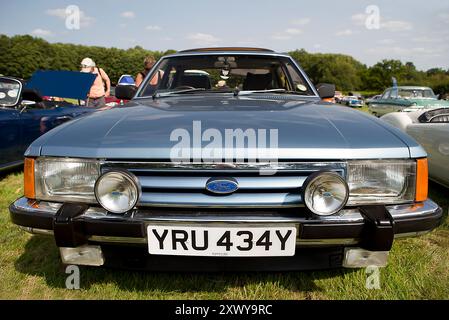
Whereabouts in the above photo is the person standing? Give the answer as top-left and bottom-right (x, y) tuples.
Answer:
(135, 55), (163, 87)
(80, 57), (111, 108)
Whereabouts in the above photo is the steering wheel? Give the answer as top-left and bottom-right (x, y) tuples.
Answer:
(175, 86), (195, 90)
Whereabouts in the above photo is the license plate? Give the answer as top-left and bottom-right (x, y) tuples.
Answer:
(147, 225), (297, 257)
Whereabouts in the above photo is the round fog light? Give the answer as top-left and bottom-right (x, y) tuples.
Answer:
(95, 170), (140, 214)
(303, 172), (349, 216)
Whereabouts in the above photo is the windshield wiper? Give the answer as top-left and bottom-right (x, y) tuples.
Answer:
(153, 88), (206, 99)
(234, 89), (302, 96)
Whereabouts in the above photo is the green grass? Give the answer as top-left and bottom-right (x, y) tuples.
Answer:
(0, 171), (448, 300)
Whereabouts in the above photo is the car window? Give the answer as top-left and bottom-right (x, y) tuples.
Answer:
(138, 55), (315, 97)
(398, 89), (436, 99)
(381, 90), (391, 99)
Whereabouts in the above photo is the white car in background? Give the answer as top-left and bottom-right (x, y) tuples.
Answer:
(382, 108), (449, 188)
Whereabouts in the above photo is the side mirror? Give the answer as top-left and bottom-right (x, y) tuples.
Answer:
(19, 100), (36, 113)
(115, 85), (137, 100)
(316, 83), (336, 99)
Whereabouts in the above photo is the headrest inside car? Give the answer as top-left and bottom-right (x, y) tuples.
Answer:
(243, 72), (272, 90)
(180, 74), (211, 89)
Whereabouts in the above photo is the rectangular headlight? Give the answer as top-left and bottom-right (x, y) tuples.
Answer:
(347, 160), (416, 205)
(35, 158), (100, 203)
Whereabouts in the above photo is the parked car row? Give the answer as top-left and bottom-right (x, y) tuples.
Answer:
(369, 86), (449, 117)
(0, 72), (101, 171)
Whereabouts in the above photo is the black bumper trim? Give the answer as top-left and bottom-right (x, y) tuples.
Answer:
(10, 200), (443, 248)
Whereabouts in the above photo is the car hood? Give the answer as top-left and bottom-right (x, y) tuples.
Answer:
(28, 96), (425, 160)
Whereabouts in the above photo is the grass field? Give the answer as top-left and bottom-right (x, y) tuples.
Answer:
(0, 170), (448, 300)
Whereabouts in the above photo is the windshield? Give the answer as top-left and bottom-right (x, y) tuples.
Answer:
(137, 54), (315, 98)
(0, 78), (21, 107)
(396, 88), (436, 99)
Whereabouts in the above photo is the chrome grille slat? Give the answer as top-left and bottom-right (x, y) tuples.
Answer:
(138, 176), (307, 190)
(101, 162), (347, 208)
(139, 192), (303, 208)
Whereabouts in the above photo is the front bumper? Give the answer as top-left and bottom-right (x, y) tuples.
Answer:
(9, 197), (443, 270)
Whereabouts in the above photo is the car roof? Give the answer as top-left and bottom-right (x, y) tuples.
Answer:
(165, 47), (289, 58)
(386, 86), (433, 90)
(179, 47), (275, 53)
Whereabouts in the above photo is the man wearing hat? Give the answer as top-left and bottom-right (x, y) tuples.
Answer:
(80, 57), (111, 108)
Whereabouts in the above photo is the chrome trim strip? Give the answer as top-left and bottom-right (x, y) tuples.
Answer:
(298, 238), (359, 246)
(388, 199), (440, 219)
(13, 198), (61, 215)
(394, 231), (431, 239)
(13, 197), (440, 223)
(86, 235), (359, 246)
(88, 235), (147, 244)
(19, 229), (434, 245)
(102, 161), (347, 171)
(13, 197), (440, 224)
(19, 226), (54, 236)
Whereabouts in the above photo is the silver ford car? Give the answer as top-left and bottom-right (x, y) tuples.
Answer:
(10, 48), (442, 271)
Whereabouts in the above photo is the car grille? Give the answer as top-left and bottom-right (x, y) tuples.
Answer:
(101, 162), (347, 208)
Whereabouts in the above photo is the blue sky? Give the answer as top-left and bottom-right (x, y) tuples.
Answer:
(1, 0), (448, 70)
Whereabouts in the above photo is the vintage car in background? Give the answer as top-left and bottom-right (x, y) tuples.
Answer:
(369, 86), (449, 117)
(104, 75), (135, 107)
(0, 71), (107, 171)
(366, 94), (381, 106)
(382, 108), (449, 188)
(10, 48), (442, 271)
(334, 91), (343, 103)
(341, 95), (363, 108)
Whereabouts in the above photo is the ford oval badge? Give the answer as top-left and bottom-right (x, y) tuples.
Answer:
(205, 177), (239, 195)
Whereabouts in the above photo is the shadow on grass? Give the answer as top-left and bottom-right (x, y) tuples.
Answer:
(429, 181), (449, 228)
(15, 235), (355, 295)
(0, 166), (23, 180)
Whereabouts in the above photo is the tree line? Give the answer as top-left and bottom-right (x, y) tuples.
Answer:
(1, 34), (449, 96)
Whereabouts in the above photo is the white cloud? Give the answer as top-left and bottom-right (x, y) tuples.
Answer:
(271, 34), (291, 40)
(31, 28), (53, 37)
(412, 37), (439, 44)
(271, 28), (303, 40)
(46, 7), (95, 27)
(46, 8), (67, 19)
(378, 39), (395, 45)
(336, 29), (354, 36)
(381, 20), (412, 32)
(121, 11), (135, 19)
(186, 33), (221, 45)
(366, 46), (443, 58)
(351, 13), (366, 26)
(438, 13), (449, 23)
(351, 13), (412, 32)
(146, 25), (162, 31)
(285, 28), (303, 35)
(290, 18), (311, 26)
